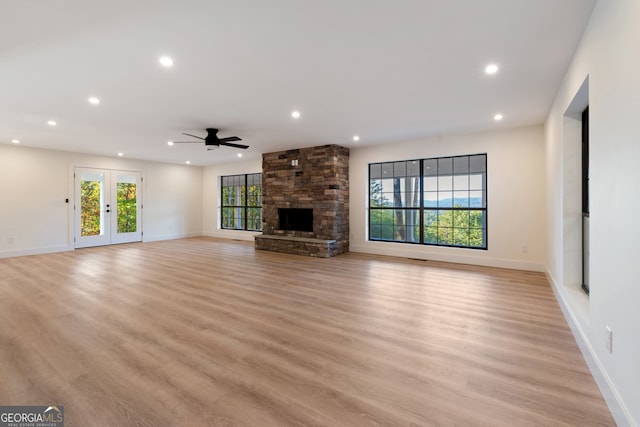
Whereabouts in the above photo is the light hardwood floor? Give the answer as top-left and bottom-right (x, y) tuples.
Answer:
(0, 238), (614, 426)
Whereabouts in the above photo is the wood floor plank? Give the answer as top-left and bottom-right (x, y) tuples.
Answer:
(0, 237), (614, 426)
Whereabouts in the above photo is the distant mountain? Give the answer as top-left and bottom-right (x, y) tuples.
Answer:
(423, 198), (484, 208)
(373, 197), (484, 208)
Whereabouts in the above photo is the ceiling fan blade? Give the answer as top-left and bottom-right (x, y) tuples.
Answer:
(219, 141), (249, 149)
(219, 136), (242, 142)
(172, 141), (202, 144)
(182, 133), (205, 140)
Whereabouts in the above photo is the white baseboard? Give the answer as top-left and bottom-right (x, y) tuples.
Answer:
(0, 245), (73, 259)
(0, 233), (205, 258)
(349, 243), (545, 272)
(546, 270), (635, 427)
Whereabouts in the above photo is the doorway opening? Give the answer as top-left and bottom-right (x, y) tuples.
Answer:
(562, 75), (589, 300)
(581, 107), (589, 295)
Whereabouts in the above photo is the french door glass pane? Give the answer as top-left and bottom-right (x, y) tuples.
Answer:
(80, 174), (104, 237)
(117, 175), (137, 233)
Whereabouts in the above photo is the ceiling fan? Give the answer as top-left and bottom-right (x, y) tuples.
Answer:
(173, 128), (249, 150)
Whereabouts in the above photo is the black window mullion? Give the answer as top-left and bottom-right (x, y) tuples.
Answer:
(368, 165), (373, 241)
(419, 159), (424, 243)
(244, 174), (248, 230)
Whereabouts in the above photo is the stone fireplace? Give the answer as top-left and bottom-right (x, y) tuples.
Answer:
(254, 144), (349, 257)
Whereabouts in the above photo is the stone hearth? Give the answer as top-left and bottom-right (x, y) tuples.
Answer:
(255, 144), (349, 257)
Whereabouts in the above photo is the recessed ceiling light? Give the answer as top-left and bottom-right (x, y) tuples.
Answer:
(117, 152), (124, 157)
(88, 97), (100, 105)
(291, 110), (301, 119)
(47, 120), (57, 126)
(12, 139), (20, 144)
(159, 56), (174, 67)
(485, 64), (499, 75)
(167, 141), (174, 146)
(494, 113), (504, 121)
(237, 153), (243, 158)
(185, 160), (191, 165)
(353, 135), (360, 142)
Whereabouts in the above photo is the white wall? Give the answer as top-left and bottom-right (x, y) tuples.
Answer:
(545, 0), (640, 424)
(350, 125), (546, 271)
(202, 158), (262, 241)
(0, 144), (203, 257)
(141, 161), (203, 243)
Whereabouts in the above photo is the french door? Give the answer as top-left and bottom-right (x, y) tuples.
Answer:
(74, 168), (142, 248)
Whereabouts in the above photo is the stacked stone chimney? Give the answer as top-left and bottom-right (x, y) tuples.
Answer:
(255, 144), (349, 257)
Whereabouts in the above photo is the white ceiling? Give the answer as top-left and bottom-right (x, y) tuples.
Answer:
(0, 0), (596, 166)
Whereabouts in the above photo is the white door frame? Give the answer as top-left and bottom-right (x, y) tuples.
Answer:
(74, 167), (143, 248)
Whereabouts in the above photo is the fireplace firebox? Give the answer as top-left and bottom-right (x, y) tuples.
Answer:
(279, 208), (313, 232)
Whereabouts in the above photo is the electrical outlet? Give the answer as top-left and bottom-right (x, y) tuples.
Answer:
(7, 236), (14, 244)
(605, 326), (613, 353)
(521, 244), (528, 253)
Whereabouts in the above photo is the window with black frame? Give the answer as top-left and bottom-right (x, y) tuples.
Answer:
(369, 154), (487, 249)
(221, 173), (262, 231)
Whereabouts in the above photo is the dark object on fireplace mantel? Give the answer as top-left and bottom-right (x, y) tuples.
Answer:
(279, 208), (313, 232)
